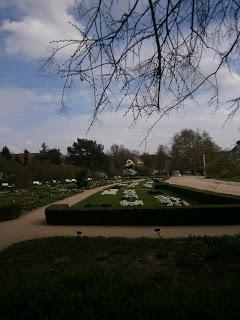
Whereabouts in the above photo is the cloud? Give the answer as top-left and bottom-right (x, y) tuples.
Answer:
(0, 0), (82, 59)
(1, 85), (239, 154)
(0, 87), (59, 122)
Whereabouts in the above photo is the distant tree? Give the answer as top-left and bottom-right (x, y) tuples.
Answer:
(206, 152), (240, 179)
(170, 129), (220, 174)
(23, 149), (29, 166)
(67, 138), (108, 171)
(39, 143), (48, 161)
(46, 148), (62, 165)
(1, 146), (11, 161)
(110, 144), (131, 170)
(140, 152), (156, 170)
(231, 140), (240, 160)
(155, 145), (169, 172)
(38, 143), (62, 165)
(14, 155), (22, 165)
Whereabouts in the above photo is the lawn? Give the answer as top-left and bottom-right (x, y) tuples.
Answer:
(0, 184), (80, 212)
(73, 179), (200, 209)
(0, 180), (112, 217)
(1, 235), (240, 319)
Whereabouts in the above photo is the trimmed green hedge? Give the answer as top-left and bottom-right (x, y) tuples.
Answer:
(45, 204), (240, 226)
(154, 182), (240, 204)
(0, 205), (20, 221)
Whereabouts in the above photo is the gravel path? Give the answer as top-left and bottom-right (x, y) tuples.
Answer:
(1, 180), (240, 251)
(166, 176), (240, 196)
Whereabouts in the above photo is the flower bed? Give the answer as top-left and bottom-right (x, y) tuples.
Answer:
(154, 195), (190, 207)
(120, 200), (144, 207)
(101, 189), (119, 195)
(122, 189), (138, 200)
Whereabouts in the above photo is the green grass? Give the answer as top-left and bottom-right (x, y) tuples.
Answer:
(0, 180), (112, 215)
(1, 235), (240, 319)
(0, 184), (81, 214)
(73, 179), (200, 209)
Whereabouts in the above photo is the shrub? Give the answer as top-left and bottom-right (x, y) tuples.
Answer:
(0, 205), (20, 221)
(45, 204), (240, 226)
(76, 169), (89, 188)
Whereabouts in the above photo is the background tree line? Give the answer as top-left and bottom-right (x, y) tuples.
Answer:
(1, 130), (240, 184)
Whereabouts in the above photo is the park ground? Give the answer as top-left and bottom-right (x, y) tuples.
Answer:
(0, 176), (240, 251)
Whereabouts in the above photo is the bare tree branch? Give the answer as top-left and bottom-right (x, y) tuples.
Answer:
(40, 0), (240, 129)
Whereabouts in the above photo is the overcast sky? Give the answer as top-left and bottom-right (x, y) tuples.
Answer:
(0, 0), (239, 154)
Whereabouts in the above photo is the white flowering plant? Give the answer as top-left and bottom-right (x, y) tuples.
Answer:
(154, 195), (190, 207)
(101, 189), (119, 195)
(122, 189), (138, 200)
(120, 200), (144, 207)
(143, 180), (154, 188)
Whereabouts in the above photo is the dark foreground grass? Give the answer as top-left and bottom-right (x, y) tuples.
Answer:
(1, 235), (240, 319)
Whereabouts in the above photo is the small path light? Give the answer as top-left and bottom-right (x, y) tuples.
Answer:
(76, 231), (82, 237)
(154, 227), (161, 238)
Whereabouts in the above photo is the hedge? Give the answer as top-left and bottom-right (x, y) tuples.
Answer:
(0, 206), (20, 221)
(153, 182), (240, 204)
(45, 204), (240, 226)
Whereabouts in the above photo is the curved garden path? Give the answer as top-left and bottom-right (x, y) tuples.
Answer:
(166, 176), (240, 196)
(1, 180), (240, 251)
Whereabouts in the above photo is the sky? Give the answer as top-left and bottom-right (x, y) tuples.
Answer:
(0, 0), (239, 155)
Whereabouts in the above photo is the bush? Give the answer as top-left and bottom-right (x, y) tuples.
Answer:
(0, 205), (20, 221)
(76, 169), (89, 188)
(45, 204), (240, 226)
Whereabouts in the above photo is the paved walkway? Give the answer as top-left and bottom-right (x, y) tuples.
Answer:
(1, 180), (240, 251)
(166, 176), (240, 196)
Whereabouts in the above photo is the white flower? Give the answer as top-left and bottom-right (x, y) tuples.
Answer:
(122, 189), (138, 200)
(120, 200), (144, 207)
(144, 183), (153, 188)
(154, 195), (190, 206)
(101, 189), (119, 195)
(116, 183), (128, 187)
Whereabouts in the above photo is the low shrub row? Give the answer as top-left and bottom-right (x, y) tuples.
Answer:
(0, 205), (20, 221)
(45, 204), (240, 226)
(154, 182), (240, 204)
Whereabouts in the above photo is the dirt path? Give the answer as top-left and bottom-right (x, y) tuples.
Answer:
(166, 176), (240, 196)
(1, 180), (240, 251)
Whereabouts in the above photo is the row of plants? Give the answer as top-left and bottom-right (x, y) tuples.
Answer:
(45, 203), (240, 225)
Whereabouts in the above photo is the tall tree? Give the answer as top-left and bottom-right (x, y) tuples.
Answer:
(46, 148), (62, 165)
(170, 129), (220, 174)
(156, 145), (169, 172)
(39, 143), (48, 161)
(42, 0), (240, 127)
(67, 138), (108, 171)
(1, 146), (11, 161)
(23, 149), (29, 166)
(110, 144), (131, 169)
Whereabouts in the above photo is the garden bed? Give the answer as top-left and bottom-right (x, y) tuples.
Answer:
(45, 179), (240, 226)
